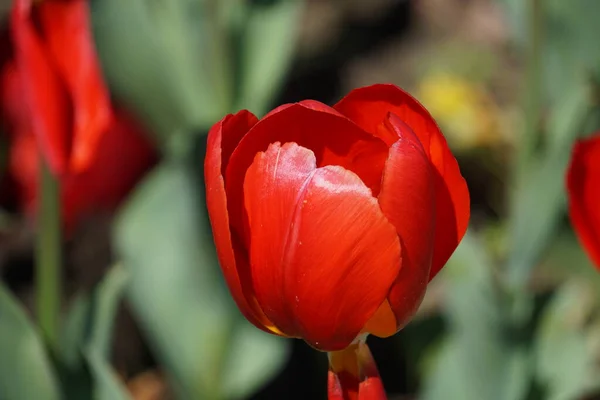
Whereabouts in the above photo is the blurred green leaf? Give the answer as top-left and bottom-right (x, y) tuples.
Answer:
(498, 0), (600, 101)
(60, 266), (131, 400)
(221, 322), (290, 400)
(114, 162), (227, 398)
(61, 265), (129, 366)
(91, 0), (227, 142)
(0, 283), (61, 400)
(543, 0), (600, 101)
(422, 232), (530, 400)
(235, 0), (302, 116)
(546, 83), (591, 154)
(538, 230), (600, 286)
(85, 265), (129, 359)
(84, 352), (131, 400)
(534, 280), (600, 400)
(61, 293), (91, 370)
(423, 338), (529, 400)
(114, 162), (289, 399)
(507, 83), (592, 288)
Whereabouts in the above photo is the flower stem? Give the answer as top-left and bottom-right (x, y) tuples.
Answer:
(518, 0), (544, 175)
(328, 339), (387, 400)
(36, 159), (62, 350)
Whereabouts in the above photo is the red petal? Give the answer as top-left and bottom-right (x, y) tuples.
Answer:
(567, 135), (600, 270)
(226, 102), (389, 248)
(6, 108), (157, 234)
(61, 109), (156, 231)
(243, 142), (401, 350)
(377, 114), (435, 331)
(7, 127), (38, 215)
(334, 84), (469, 279)
(38, 0), (113, 173)
(10, 0), (70, 175)
(204, 111), (282, 335)
(1, 62), (27, 135)
(2, 62), (37, 214)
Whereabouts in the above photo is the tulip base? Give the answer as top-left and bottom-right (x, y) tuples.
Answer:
(327, 340), (387, 400)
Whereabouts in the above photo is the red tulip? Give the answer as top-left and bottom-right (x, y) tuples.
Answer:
(0, 0), (157, 230)
(204, 84), (469, 398)
(566, 134), (600, 269)
(1, 62), (156, 231)
(9, 0), (112, 176)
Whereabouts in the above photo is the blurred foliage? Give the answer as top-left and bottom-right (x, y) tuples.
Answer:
(113, 161), (290, 399)
(422, 232), (530, 400)
(91, 0), (301, 157)
(0, 283), (61, 400)
(420, 1), (600, 400)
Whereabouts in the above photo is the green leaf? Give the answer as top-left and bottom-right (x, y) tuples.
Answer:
(114, 163), (228, 398)
(534, 280), (600, 400)
(235, 0), (303, 116)
(86, 265), (129, 359)
(60, 266), (132, 400)
(114, 161), (289, 399)
(497, 0), (600, 103)
(84, 265), (132, 400)
(507, 83), (591, 288)
(0, 284), (61, 400)
(91, 0), (227, 141)
(60, 293), (91, 370)
(542, 0), (600, 101)
(221, 322), (290, 400)
(421, 232), (531, 400)
(61, 265), (129, 365)
(84, 352), (132, 400)
(422, 338), (529, 400)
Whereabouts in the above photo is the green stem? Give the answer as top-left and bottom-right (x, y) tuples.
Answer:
(36, 159), (62, 350)
(205, 0), (233, 114)
(518, 0), (543, 175)
(505, 0), (544, 328)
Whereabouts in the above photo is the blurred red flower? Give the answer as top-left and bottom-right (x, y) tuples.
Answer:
(205, 83), (470, 349)
(567, 134), (600, 269)
(0, 0), (156, 230)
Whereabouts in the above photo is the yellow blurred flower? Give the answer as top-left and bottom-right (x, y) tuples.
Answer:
(417, 72), (500, 150)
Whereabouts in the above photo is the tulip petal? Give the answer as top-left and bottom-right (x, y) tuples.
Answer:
(334, 84), (469, 279)
(244, 142), (401, 350)
(376, 114), (435, 332)
(205, 111), (283, 335)
(226, 102), (389, 248)
(567, 135), (600, 269)
(10, 0), (70, 175)
(61, 110), (157, 232)
(1, 62), (28, 136)
(6, 125), (38, 215)
(38, 0), (113, 173)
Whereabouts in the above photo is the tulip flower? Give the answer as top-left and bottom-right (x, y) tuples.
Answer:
(566, 134), (600, 270)
(205, 84), (470, 399)
(0, 0), (156, 230)
(8, 0), (113, 176)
